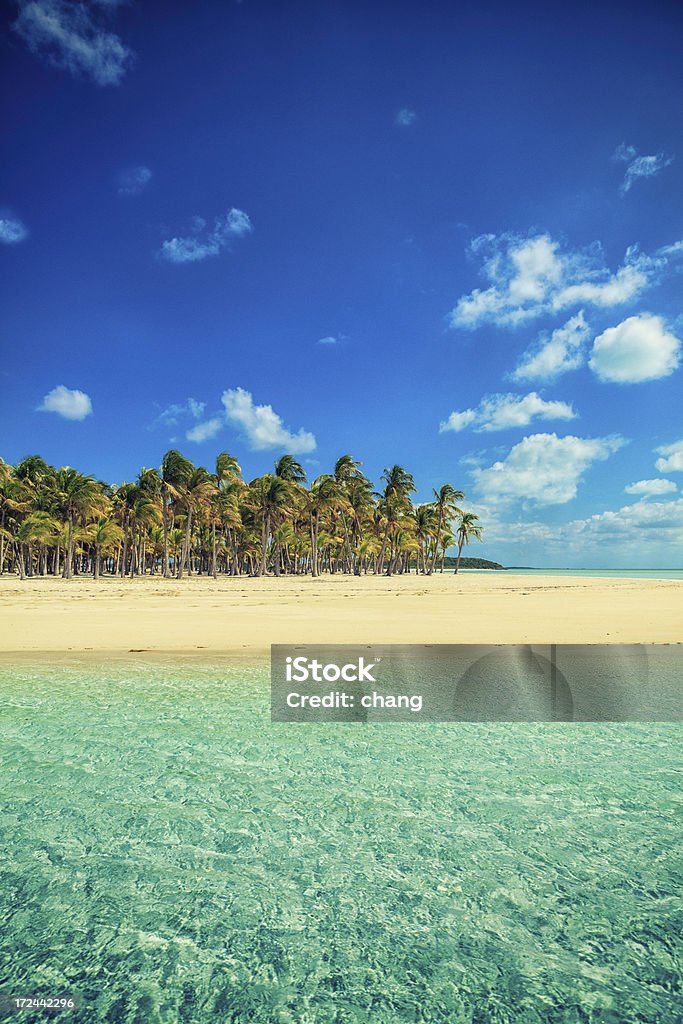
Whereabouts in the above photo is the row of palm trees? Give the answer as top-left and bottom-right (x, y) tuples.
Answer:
(0, 451), (483, 580)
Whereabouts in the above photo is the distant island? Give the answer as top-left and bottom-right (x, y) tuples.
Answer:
(443, 557), (505, 570)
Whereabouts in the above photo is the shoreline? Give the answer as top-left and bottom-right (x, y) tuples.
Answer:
(1, 573), (681, 655)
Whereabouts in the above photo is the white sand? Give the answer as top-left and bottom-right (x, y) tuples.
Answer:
(1, 573), (681, 654)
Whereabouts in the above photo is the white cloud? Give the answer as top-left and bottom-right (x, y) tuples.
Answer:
(658, 240), (683, 258)
(0, 216), (28, 244)
(440, 392), (576, 434)
(186, 418), (223, 443)
(449, 233), (659, 329)
(589, 313), (680, 383)
(37, 385), (93, 421)
(613, 143), (637, 163)
(154, 398), (205, 428)
(440, 409), (478, 433)
(118, 166), (152, 196)
(554, 264), (647, 309)
(512, 312), (591, 382)
(472, 432), (625, 507)
(159, 208), (252, 264)
(625, 478), (677, 496)
(160, 237), (221, 264)
(483, 497), (683, 558)
(317, 336), (337, 345)
(395, 108), (416, 126)
(13, 0), (133, 86)
(153, 390), (316, 452)
(655, 440), (683, 474)
(215, 208), (252, 239)
(575, 497), (683, 544)
(614, 144), (674, 195)
(221, 387), (316, 453)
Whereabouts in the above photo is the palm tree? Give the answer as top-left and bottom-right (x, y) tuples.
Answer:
(216, 452), (241, 485)
(357, 536), (380, 574)
(248, 474), (293, 576)
(14, 455), (53, 487)
(0, 460), (28, 574)
(376, 465), (415, 574)
(334, 454), (363, 483)
(454, 512), (483, 573)
(87, 518), (123, 579)
(130, 492), (161, 575)
(429, 484), (464, 574)
(384, 502), (418, 576)
(112, 482), (138, 577)
(381, 464), (415, 500)
(147, 525), (165, 574)
(177, 466), (214, 578)
(274, 454), (307, 484)
(169, 527), (185, 572)
(160, 450), (193, 578)
(414, 504), (438, 574)
(212, 453), (242, 577)
(439, 530), (456, 572)
(15, 511), (59, 579)
(344, 474), (374, 574)
(331, 456), (365, 573)
(0, 447), (484, 580)
(56, 468), (103, 579)
(307, 474), (337, 577)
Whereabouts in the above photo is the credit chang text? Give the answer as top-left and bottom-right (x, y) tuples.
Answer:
(286, 690), (424, 712)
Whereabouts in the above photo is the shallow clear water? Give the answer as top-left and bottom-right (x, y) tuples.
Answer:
(0, 660), (681, 1023)
(457, 568), (683, 580)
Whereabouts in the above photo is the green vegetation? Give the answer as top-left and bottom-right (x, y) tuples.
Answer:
(0, 452), (483, 579)
(442, 556), (504, 570)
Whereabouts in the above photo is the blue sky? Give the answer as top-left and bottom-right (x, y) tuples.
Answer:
(2, 0), (682, 566)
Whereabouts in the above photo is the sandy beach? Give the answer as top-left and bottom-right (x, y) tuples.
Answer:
(1, 573), (681, 654)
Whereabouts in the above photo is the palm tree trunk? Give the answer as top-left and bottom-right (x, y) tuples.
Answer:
(454, 539), (464, 574)
(229, 530), (240, 575)
(17, 543), (26, 580)
(130, 525), (138, 577)
(259, 512), (270, 576)
(211, 519), (217, 578)
(429, 508), (443, 574)
(63, 512), (74, 579)
(162, 484), (171, 578)
(376, 524), (390, 575)
(119, 515), (128, 578)
(339, 511), (352, 573)
(178, 508), (193, 580)
(310, 512), (319, 577)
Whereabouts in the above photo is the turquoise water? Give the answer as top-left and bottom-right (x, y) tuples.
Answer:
(1, 660), (681, 1023)
(458, 568), (683, 580)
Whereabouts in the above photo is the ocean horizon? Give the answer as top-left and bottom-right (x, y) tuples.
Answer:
(458, 568), (683, 580)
